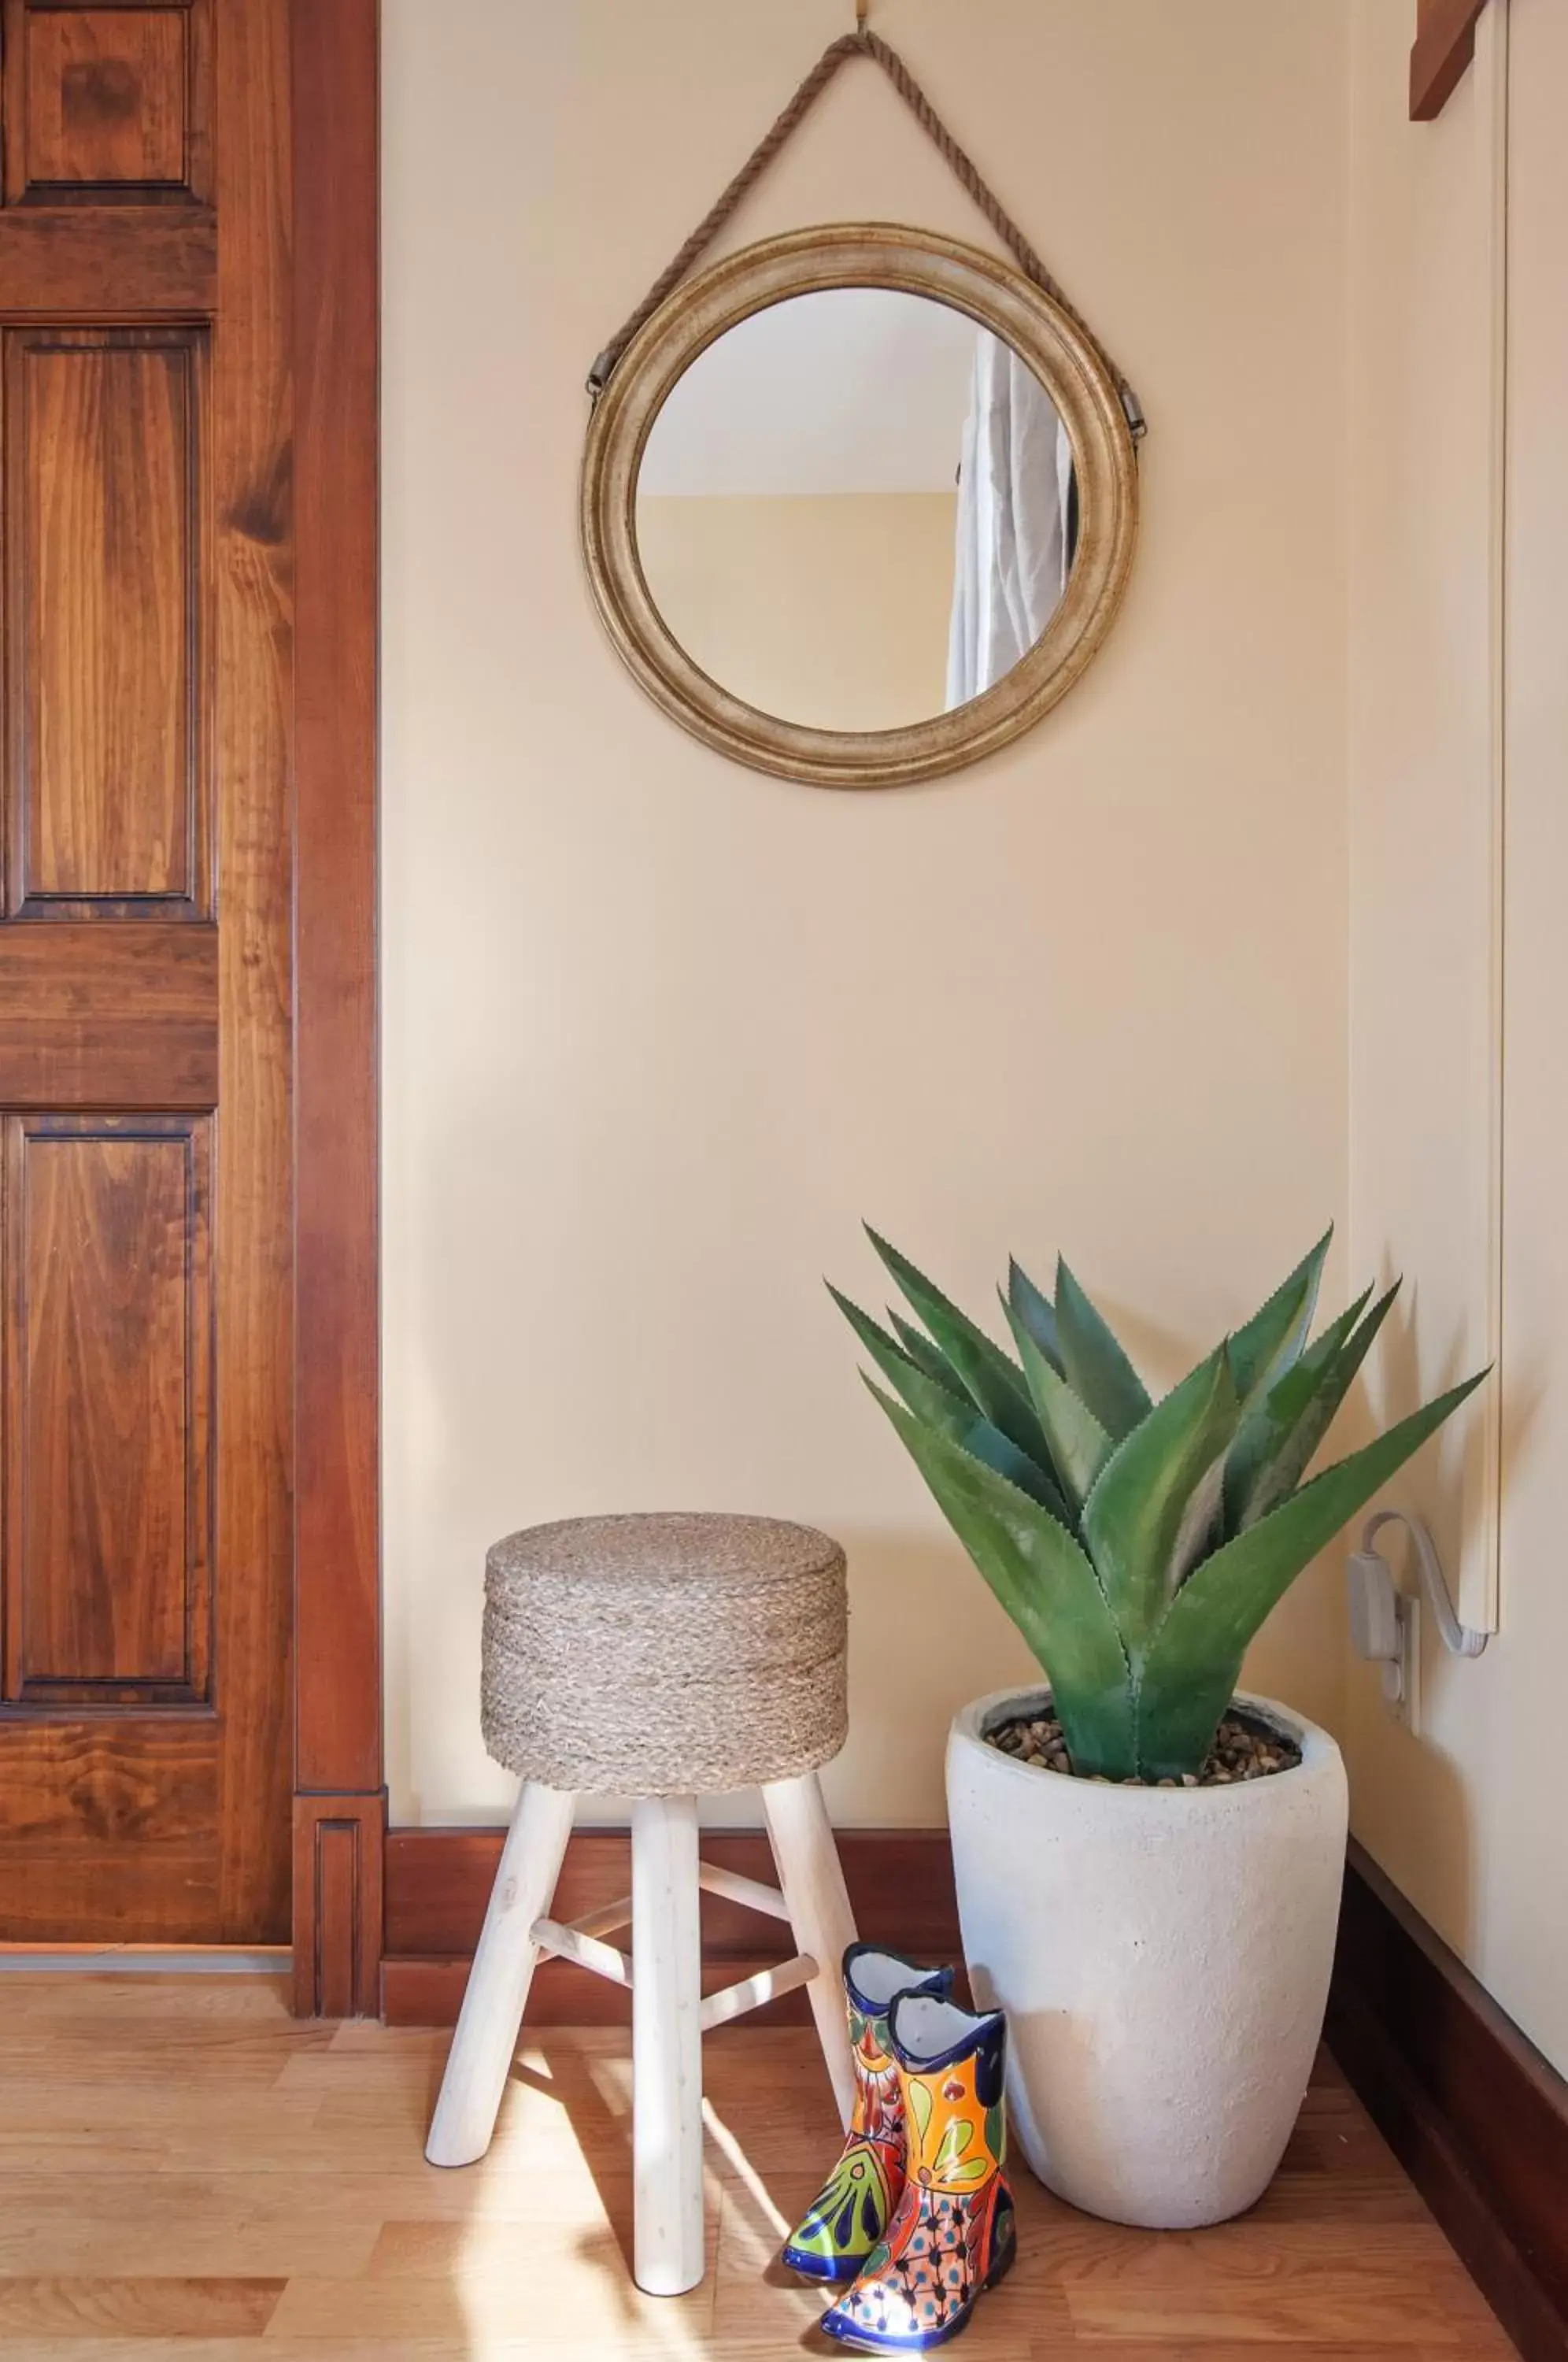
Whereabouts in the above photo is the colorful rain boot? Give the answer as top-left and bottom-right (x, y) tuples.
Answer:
(819, 1990), (1015, 2353)
(781, 1944), (954, 2284)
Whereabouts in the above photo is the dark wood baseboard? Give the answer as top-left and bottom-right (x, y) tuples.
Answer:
(381, 1825), (959, 2029)
(293, 1791), (385, 2019)
(1328, 1838), (1568, 2362)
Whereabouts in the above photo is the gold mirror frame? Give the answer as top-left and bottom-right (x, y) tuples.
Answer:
(581, 224), (1140, 790)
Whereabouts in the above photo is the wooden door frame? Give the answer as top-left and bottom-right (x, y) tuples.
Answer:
(290, 0), (383, 2016)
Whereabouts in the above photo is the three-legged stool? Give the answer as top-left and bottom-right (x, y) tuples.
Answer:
(424, 1512), (859, 2295)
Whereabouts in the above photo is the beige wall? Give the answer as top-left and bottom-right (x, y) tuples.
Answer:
(636, 491), (956, 731)
(1346, 0), (1568, 2076)
(381, 0), (1352, 1831)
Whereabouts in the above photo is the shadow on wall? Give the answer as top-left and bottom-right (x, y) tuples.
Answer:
(827, 1527), (1041, 1827)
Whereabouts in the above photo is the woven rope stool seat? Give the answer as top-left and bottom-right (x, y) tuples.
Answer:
(427, 1511), (861, 2301)
(481, 1512), (847, 1794)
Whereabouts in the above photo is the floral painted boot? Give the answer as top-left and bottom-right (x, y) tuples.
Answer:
(819, 1990), (1015, 2353)
(781, 1944), (953, 2284)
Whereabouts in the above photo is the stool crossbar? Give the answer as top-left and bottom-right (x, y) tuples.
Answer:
(528, 1858), (823, 2033)
(423, 1512), (860, 2299)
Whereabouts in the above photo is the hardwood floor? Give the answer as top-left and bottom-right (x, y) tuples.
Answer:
(0, 1975), (1515, 2357)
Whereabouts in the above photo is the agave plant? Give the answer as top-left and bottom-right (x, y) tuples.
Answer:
(831, 1227), (1485, 1783)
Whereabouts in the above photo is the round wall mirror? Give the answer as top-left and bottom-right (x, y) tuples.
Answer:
(582, 226), (1140, 789)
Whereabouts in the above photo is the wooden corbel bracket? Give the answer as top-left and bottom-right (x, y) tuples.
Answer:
(1411, 0), (1494, 120)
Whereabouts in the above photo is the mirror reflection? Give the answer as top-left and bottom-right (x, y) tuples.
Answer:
(635, 287), (1078, 735)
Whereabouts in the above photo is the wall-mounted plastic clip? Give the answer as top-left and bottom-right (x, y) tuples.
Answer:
(1347, 1509), (1488, 1723)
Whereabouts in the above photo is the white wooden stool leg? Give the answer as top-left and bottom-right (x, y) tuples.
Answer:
(631, 1794), (704, 2296)
(761, 1772), (858, 2128)
(425, 1779), (574, 2168)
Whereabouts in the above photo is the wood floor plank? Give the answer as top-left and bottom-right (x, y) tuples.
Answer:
(0, 2277), (283, 2338)
(1062, 2271), (1505, 2348)
(0, 2347), (886, 2361)
(0, 2219), (379, 2280)
(1044, 2350), (1500, 2361)
(0, 1974), (1518, 2358)
(264, 2252), (717, 2342)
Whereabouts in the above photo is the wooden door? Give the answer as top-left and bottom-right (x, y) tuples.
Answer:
(0, 0), (294, 1943)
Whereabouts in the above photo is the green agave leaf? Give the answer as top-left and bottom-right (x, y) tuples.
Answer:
(828, 1286), (945, 1403)
(1225, 1229), (1333, 1401)
(1003, 1301), (1111, 1511)
(1081, 1346), (1244, 1645)
(1054, 1257), (1152, 1442)
(888, 1310), (967, 1395)
(867, 1382), (1138, 1779)
(1007, 1257), (1063, 1375)
(864, 1227), (1045, 1466)
(830, 1287), (1070, 1520)
(1133, 1367), (1488, 1776)
(1243, 1283), (1400, 1528)
(1167, 1436), (1233, 1594)
(1222, 1283), (1374, 1533)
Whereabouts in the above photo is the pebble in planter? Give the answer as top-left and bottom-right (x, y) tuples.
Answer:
(831, 1225), (1486, 2227)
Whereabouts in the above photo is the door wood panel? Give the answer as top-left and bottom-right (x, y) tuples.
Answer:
(5, 327), (205, 915)
(0, 0), (298, 1948)
(0, 210), (213, 313)
(3, 1115), (212, 1706)
(0, 922), (216, 1106)
(0, 1718), (219, 1938)
(24, 9), (186, 189)
(2, 0), (211, 205)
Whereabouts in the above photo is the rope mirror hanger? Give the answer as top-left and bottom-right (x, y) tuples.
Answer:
(586, 19), (1145, 436)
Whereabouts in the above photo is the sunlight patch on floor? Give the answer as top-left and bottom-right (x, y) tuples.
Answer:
(701, 2097), (790, 2239)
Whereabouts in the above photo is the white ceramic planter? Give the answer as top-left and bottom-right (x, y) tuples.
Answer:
(946, 1686), (1348, 2230)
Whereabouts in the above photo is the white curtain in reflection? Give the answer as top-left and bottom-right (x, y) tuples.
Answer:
(946, 330), (1074, 709)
